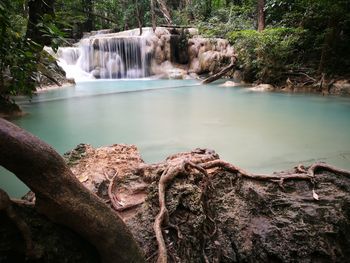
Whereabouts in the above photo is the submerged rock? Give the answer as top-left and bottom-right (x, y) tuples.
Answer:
(220, 80), (243, 87)
(330, 80), (350, 95)
(250, 83), (275, 91)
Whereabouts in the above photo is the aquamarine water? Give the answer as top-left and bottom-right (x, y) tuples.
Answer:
(2, 79), (350, 197)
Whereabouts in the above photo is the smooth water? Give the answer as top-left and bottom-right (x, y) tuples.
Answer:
(2, 79), (350, 197)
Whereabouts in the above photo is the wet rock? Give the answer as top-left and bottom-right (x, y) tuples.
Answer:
(91, 68), (100, 79)
(330, 80), (350, 95)
(57, 27), (236, 80)
(189, 58), (200, 73)
(250, 84), (275, 91)
(220, 80), (242, 87)
(233, 70), (244, 82)
(166, 68), (187, 79)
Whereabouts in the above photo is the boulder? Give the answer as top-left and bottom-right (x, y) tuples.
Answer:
(233, 70), (244, 82)
(189, 58), (201, 74)
(330, 80), (350, 95)
(199, 51), (222, 73)
(91, 68), (101, 79)
(250, 84), (275, 91)
(220, 80), (242, 87)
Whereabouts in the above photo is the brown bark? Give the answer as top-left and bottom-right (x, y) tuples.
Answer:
(0, 118), (145, 263)
(151, 0), (157, 31)
(135, 0), (143, 36)
(156, 0), (173, 25)
(257, 0), (265, 32)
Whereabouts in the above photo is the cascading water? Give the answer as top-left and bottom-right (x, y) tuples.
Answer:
(56, 27), (236, 82)
(58, 31), (151, 81)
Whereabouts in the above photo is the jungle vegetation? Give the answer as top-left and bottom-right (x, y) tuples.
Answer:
(0, 0), (349, 101)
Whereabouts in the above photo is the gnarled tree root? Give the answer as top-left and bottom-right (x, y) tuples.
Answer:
(146, 157), (350, 263)
(0, 118), (145, 263)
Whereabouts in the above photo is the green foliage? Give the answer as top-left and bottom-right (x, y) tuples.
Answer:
(198, 4), (255, 38)
(0, 0), (37, 97)
(0, 0), (67, 99)
(37, 14), (68, 51)
(1, 0), (349, 96)
(227, 28), (306, 83)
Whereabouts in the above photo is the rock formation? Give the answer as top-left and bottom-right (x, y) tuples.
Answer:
(62, 144), (350, 262)
(56, 27), (236, 81)
(7, 143), (347, 263)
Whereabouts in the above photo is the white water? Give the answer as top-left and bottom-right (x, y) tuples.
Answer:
(57, 30), (151, 81)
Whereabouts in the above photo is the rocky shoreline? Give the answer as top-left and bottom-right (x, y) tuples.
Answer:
(3, 143), (348, 262)
(221, 78), (350, 95)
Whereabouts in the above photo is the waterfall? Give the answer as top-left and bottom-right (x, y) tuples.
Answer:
(56, 27), (235, 82)
(58, 32), (151, 81)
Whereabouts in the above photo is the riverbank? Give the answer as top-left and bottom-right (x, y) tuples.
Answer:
(221, 77), (350, 96)
(0, 96), (25, 119)
(6, 143), (350, 262)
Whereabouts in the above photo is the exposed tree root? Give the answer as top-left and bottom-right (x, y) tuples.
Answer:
(67, 144), (350, 262)
(0, 119), (145, 263)
(133, 156), (350, 263)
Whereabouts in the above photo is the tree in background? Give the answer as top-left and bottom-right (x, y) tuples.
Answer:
(82, 0), (94, 32)
(0, 0), (67, 110)
(1, 0), (349, 100)
(257, 0), (265, 31)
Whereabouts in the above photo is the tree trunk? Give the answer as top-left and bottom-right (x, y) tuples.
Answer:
(257, 0), (265, 32)
(156, 0), (173, 25)
(150, 0), (157, 31)
(201, 60), (236, 84)
(0, 118), (145, 263)
(135, 0), (143, 36)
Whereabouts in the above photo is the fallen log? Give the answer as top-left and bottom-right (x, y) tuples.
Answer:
(0, 118), (145, 263)
(201, 59), (236, 84)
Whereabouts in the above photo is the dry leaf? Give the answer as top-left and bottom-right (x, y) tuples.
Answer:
(312, 189), (319, 200)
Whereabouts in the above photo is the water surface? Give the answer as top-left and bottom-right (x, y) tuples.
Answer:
(2, 79), (350, 197)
